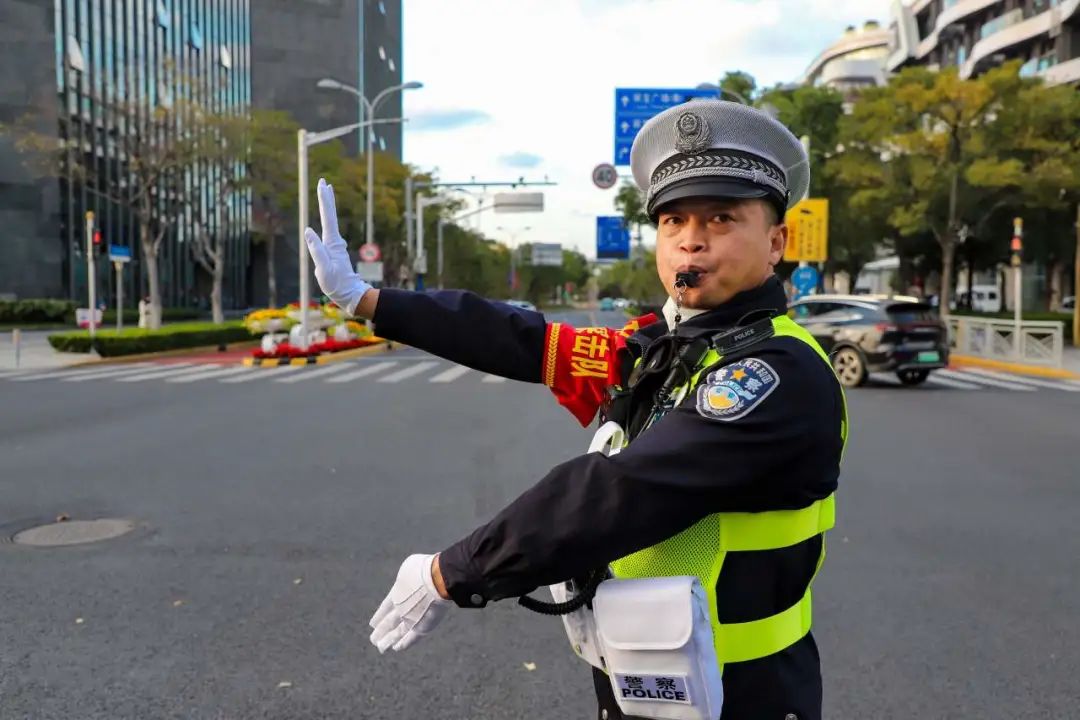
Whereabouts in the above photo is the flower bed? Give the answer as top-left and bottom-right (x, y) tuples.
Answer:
(252, 335), (380, 359)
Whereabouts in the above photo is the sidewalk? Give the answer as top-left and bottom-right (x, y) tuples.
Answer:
(950, 345), (1080, 380)
(0, 329), (95, 371)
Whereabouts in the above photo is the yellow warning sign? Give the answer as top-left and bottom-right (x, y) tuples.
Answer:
(784, 198), (829, 263)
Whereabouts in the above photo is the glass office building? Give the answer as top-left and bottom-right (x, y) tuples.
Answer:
(51, 0), (252, 310)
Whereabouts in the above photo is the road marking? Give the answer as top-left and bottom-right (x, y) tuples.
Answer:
(274, 364), (353, 383)
(114, 364), (210, 382)
(378, 360), (438, 383)
(166, 365), (253, 383)
(10, 363), (152, 382)
(482, 374), (508, 384)
(60, 363), (163, 382)
(937, 369), (1035, 392)
(325, 361), (397, 383)
(219, 366), (299, 383)
(429, 365), (470, 383)
(925, 373), (979, 390)
(956, 367), (1080, 392)
(0, 370), (33, 379)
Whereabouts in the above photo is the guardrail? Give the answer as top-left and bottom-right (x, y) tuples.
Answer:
(946, 316), (1065, 367)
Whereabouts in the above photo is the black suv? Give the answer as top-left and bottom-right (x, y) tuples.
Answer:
(789, 295), (949, 387)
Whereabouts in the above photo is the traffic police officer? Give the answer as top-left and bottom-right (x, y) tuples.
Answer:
(303, 99), (846, 720)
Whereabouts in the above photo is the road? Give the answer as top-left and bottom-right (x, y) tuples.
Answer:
(2, 309), (1078, 719)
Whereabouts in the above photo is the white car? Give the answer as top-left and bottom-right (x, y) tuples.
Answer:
(1062, 296), (1075, 311)
(613, 298), (630, 310)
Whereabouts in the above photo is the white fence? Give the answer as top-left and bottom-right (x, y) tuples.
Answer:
(946, 316), (1065, 368)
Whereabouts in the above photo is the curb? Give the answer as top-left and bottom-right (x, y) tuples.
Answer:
(69, 341), (261, 367)
(950, 353), (1080, 380)
(241, 340), (392, 368)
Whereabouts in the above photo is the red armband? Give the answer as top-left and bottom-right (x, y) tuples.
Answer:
(541, 313), (659, 426)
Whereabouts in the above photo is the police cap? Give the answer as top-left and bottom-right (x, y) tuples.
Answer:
(630, 99), (809, 221)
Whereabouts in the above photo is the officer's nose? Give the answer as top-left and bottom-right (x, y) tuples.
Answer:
(677, 219), (708, 256)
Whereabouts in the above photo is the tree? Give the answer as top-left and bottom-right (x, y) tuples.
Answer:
(834, 63), (1035, 315)
(615, 180), (650, 244)
(247, 109), (300, 308)
(719, 71), (757, 105)
(7, 66), (203, 329)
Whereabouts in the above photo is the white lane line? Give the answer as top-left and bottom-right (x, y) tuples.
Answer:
(429, 365), (470, 383)
(955, 367), (1080, 392)
(325, 361), (397, 384)
(0, 370), (34, 379)
(274, 363), (353, 384)
(166, 365), (252, 383)
(114, 364), (209, 383)
(481, 374), (508, 384)
(925, 373), (979, 390)
(60, 363), (160, 382)
(10, 363), (151, 382)
(378, 361), (438, 383)
(219, 365), (299, 383)
(936, 369), (1035, 392)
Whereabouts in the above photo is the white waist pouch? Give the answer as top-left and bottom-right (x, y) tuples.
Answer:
(593, 576), (723, 720)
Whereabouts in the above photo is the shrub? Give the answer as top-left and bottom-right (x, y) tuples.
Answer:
(0, 299), (75, 323)
(48, 321), (254, 356)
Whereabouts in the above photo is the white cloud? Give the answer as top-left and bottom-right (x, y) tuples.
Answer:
(402, 0), (893, 258)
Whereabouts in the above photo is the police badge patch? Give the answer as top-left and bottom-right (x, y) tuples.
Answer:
(695, 358), (779, 422)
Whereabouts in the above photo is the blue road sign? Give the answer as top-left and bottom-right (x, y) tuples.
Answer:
(108, 244), (132, 262)
(597, 216), (630, 260)
(791, 265), (819, 300)
(614, 87), (716, 166)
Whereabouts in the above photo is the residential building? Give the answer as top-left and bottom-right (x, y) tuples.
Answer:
(801, 20), (892, 96)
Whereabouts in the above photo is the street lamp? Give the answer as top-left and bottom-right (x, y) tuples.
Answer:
(317, 78), (423, 250)
(296, 116), (405, 348)
(497, 225), (532, 298)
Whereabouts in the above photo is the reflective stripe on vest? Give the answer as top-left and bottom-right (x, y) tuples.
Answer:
(610, 314), (848, 666)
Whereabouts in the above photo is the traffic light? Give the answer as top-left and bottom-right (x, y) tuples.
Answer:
(93, 230), (104, 255)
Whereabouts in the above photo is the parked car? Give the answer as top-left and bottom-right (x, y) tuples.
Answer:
(789, 294), (949, 387)
(505, 299), (537, 312)
(1062, 295), (1076, 311)
(613, 298), (630, 310)
(953, 285), (1002, 313)
(599, 297), (616, 311)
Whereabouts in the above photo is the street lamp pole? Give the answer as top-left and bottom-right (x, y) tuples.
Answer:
(317, 79), (423, 251)
(497, 225), (531, 298)
(296, 116), (405, 348)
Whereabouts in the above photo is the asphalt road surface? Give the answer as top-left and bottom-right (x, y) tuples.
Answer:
(2, 309), (1078, 719)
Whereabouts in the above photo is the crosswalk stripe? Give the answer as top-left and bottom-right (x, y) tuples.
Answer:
(482, 374), (508, 383)
(114, 364), (209, 383)
(925, 373), (979, 390)
(166, 365), (252, 383)
(937, 369), (1035, 392)
(274, 363), (352, 384)
(956, 367), (1080, 392)
(62, 363), (162, 382)
(10, 362), (149, 382)
(429, 365), (471, 383)
(378, 360), (438, 383)
(325, 361), (397, 383)
(219, 365), (298, 383)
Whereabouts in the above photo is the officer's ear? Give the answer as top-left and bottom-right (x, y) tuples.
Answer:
(768, 217), (787, 267)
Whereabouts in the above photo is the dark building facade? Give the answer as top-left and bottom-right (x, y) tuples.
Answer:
(887, 0), (1080, 85)
(1, 0), (404, 309)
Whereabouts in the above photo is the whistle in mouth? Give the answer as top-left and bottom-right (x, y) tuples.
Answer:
(674, 271), (701, 289)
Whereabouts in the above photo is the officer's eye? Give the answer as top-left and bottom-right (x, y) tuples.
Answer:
(660, 216), (683, 226)
(711, 213), (736, 223)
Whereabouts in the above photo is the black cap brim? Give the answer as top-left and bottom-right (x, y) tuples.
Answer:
(649, 177), (785, 221)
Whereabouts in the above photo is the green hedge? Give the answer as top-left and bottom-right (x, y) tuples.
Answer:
(0, 299), (75, 323)
(0, 299), (204, 326)
(48, 321), (255, 357)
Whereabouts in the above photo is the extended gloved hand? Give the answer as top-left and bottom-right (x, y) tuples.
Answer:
(369, 553), (451, 653)
(303, 178), (371, 316)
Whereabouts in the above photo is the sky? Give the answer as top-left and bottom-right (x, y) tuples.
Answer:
(402, 0), (894, 259)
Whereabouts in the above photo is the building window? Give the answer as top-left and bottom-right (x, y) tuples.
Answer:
(191, 21), (203, 51)
(379, 46), (386, 60)
(388, 58), (395, 72)
(156, 0), (170, 29)
(958, 45), (967, 65)
(379, 1), (387, 14)
(220, 45), (232, 69)
(379, 136), (387, 151)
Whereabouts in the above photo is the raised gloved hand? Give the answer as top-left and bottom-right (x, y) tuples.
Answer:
(303, 178), (371, 316)
(369, 554), (451, 653)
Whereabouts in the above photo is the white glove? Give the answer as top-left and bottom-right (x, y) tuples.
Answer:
(369, 553), (452, 653)
(303, 178), (371, 316)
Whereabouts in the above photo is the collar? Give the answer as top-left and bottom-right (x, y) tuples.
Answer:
(633, 275), (788, 344)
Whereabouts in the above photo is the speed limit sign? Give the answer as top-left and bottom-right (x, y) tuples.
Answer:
(592, 163), (618, 190)
(358, 243), (381, 262)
